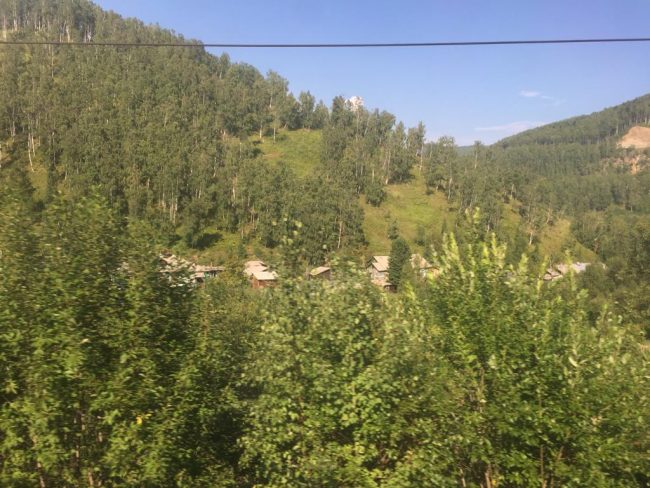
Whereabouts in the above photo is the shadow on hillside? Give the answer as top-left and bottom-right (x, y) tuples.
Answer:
(192, 231), (223, 250)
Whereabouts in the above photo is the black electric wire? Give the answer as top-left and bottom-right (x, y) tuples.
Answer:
(0, 37), (649, 48)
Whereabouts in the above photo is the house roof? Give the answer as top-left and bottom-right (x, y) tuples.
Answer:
(252, 270), (278, 281)
(571, 262), (589, 273)
(195, 264), (225, 273)
(371, 256), (390, 272)
(555, 264), (570, 275)
(159, 253), (194, 272)
(244, 260), (268, 277)
(544, 262), (592, 281)
(310, 266), (331, 276)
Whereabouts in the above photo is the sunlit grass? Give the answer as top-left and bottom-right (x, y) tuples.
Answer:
(361, 172), (455, 254)
(258, 129), (321, 177)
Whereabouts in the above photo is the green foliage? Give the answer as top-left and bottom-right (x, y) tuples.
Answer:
(388, 237), (411, 289)
(0, 188), (647, 485)
(240, 269), (386, 486)
(0, 0), (331, 239)
(387, 219), (399, 240)
(1, 2), (649, 486)
(421, 233), (649, 486)
(365, 179), (387, 207)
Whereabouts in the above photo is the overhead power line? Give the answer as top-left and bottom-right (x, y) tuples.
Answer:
(0, 37), (649, 48)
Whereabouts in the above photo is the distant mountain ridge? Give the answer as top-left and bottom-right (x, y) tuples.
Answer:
(497, 94), (650, 148)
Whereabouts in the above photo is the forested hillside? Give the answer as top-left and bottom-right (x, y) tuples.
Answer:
(477, 97), (650, 331)
(0, 0), (430, 265)
(390, 95), (649, 333)
(1, 1), (649, 486)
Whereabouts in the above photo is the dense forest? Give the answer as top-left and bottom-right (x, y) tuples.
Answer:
(1, 0), (649, 486)
(0, 0), (426, 263)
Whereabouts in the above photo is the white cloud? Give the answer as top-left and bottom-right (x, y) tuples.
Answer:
(519, 90), (564, 106)
(474, 121), (544, 136)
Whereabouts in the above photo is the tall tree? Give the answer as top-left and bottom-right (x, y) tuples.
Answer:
(388, 236), (411, 289)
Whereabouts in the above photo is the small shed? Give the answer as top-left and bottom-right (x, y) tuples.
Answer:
(251, 270), (278, 289)
(571, 262), (589, 273)
(410, 253), (437, 278)
(309, 266), (332, 280)
(543, 267), (562, 281)
(193, 264), (225, 283)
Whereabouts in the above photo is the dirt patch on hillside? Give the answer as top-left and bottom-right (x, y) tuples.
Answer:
(611, 153), (649, 175)
(619, 126), (650, 149)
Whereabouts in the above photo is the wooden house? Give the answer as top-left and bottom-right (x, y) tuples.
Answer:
(367, 256), (390, 281)
(159, 253), (224, 285)
(192, 264), (225, 283)
(251, 269), (278, 289)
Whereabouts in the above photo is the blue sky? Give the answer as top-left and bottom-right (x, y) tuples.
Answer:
(95, 0), (650, 145)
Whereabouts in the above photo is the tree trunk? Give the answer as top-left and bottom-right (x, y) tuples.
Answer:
(337, 219), (343, 249)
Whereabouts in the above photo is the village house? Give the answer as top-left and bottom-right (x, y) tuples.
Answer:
(366, 256), (394, 291)
(159, 253), (224, 285)
(192, 264), (225, 283)
(244, 260), (268, 278)
(251, 269), (279, 289)
(410, 253), (437, 278)
(367, 255), (390, 281)
(244, 259), (278, 288)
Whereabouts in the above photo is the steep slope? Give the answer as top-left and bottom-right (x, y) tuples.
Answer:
(0, 0), (329, 224)
(0, 0), (641, 271)
(254, 129), (596, 262)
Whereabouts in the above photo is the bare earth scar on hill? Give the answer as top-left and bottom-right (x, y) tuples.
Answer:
(619, 125), (650, 149)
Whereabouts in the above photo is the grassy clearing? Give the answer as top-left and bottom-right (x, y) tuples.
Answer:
(27, 162), (48, 201)
(257, 129), (321, 177)
(361, 172), (455, 254)
(537, 218), (597, 263)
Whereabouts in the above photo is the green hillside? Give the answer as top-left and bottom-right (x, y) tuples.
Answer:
(252, 128), (596, 261)
(1, 2), (648, 485)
